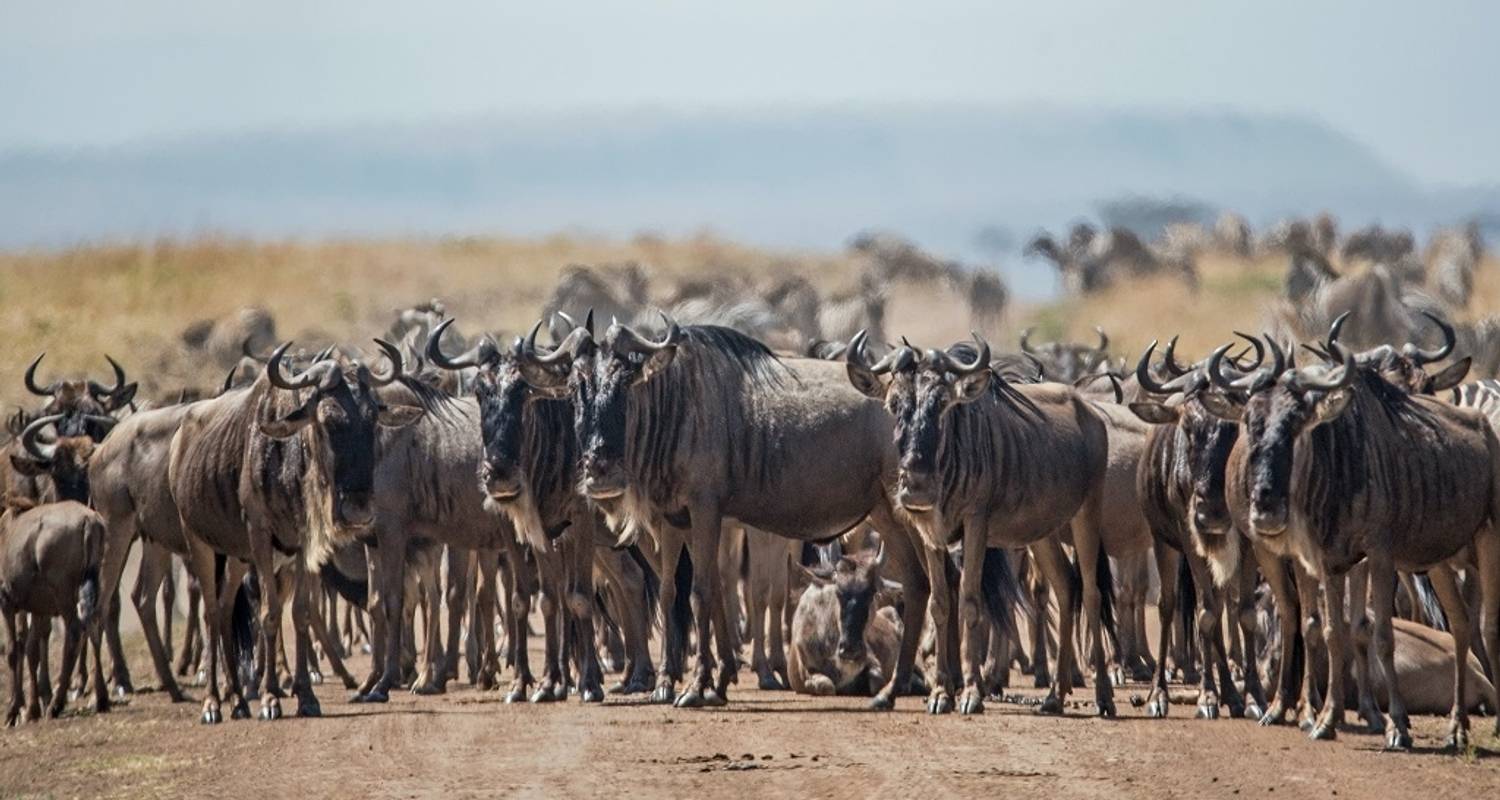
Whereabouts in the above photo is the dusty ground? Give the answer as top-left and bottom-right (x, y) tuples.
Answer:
(2, 623), (1498, 800)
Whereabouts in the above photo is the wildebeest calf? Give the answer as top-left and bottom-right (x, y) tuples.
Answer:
(788, 546), (911, 697)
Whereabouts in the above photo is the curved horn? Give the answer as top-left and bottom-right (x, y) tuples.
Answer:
(611, 313), (683, 357)
(19, 414), (61, 462)
(1160, 335), (1189, 377)
(1019, 328), (1036, 354)
(369, 339), (403, 385)
(1134, 341), (1174, 395)
(83, 413), (117, 436)
(1295, 342), (1357, 392)
(87, 355), (127, 399)
(1325, 311), (1351, 350)
(1406, 311), (1455, 365)
(1232, 331), (1266, 371)
(24, 354), (56, 397)
(267, 342), (321, 391)
(949, 333), (990, 375)
(874, 539), (888, 569)
(426, 318), (495, 370)
(222, 365), (240, 394)
(1207, 342), (1248, 390)
(526, 319), (590, 366)
(1094, 326), (1110, 353)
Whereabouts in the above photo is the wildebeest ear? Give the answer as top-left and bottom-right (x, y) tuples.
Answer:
(845, 363), (887, 400)
(1310, 389), (1353, 429)
(951, 370), (992, 405)
(1428, 357), (1471, 393)
(796, 563), (833, 588)
(1196, 392), (1244, 422)
(9, 453), (49, 476)
(260, 402), (316, 439)
(377, 403), (424, 428)
(874, 578), (904, 610)
(1127, 401), (1179, 426)
(637, 349), (677, 384)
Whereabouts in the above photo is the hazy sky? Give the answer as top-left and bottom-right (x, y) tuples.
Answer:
(4, 0), (1497, 185)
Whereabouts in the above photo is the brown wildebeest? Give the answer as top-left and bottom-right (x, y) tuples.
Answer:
(787, 544), (910, 696)
(532, 317), (932, 712)
(849, 333), (1112, 716)
(745, 525), (799, 691)
(1214, 335), (1500, 749)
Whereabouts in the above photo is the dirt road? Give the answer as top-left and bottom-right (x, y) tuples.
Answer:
(2, 635), (1498, 800)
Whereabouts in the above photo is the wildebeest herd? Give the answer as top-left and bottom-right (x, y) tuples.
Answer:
(4, 218), (1500, 760)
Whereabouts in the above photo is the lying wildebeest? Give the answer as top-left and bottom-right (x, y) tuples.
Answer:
(788, 544), (909, 696)
(1213, 331), (1500, 749)
(848, 333), (1116, 716)
(526, 315), (933, 711)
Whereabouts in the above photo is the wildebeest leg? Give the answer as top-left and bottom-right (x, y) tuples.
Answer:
(1072, 505), (1116, 718)
(1345, 561), (1381, 733)
(767, 541), (791, 689)
(1145, 545), (1179, 718)
(1185, 552), (1240, 719)
(869, 515), (929, 710)
(472, 550), (501, 691)
(161, 561), (177, 666)
(102, 583), (132, 697)
(182, 541), (225, 724)
(1234, 553), (1267, 719)
(359, 528), (407, 703)
(305, 577), (357, 691)
(176, 573), (204, 680)
(287, 566), (320, 718)
(568, 537), (606, 704)
(217, 560), (254, 720)
(718, 524), (746, 658)
(1474, 529), (1500, 737)
(1308, 570), (1347, 741)
(24, 621), (44, 722)
(677, 512), (731, 708)
(48, 618), (84, 719)
(442, 547), (472, 688)
(4, 612), (22, 727)
(1294, 567), (1324, 730)
(744, 534), (776, 691)
(503, 546), (535, 703)
(1028, 570), (1051, 688)
(1423, 563), (1470, 751)
(532, 550), (565, 703)
(651, 533), (687, 704)
(1032, 537), (1079, 714)
(919, 542), (957, 714)
(957, 514), (992, 715)
(246, 541), (286, 721)
(132, 543), (187, 702)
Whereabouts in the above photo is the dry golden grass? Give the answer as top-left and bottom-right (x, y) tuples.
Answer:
(2, 235), (1498, 410)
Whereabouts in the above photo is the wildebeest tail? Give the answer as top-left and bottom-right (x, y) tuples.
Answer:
(1176, 555), (1196, 647)
(76, 515), (104, 629)
(628, 544), (661, 629)
(1411, 573), (1447, 632)
(232, 575), (258, 680)
(320, 560), (370, 608)
(980, 547), (1028, 644)
(1096, 551), (1118, 656)
(670, 549), (693, 648)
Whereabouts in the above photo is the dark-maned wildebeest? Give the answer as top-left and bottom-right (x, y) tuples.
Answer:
(1212, 335), (1500, 749)
(528, 316), (934, 712)
(168, 342), (425, 723)
(1128, 340), (1270, 720)
(848, 333), (1113, 716)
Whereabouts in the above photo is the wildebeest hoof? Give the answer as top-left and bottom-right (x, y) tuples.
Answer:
(4, 711), (18, 728)
(1382, 729), (1412, 750)
(200, 700), (222, 725)
(927, 691), (954, 715)
(650, 685), (676, 704)
(1096, 697), (1117, 718)
(230, 699), (252, 720)
(551, 683), (569, 702)
(296, 697), (321, 718)
(1226, 699), (1246, 719)
(93, 696), (112, 715)
(354, 687), (389, 704)
(870, 693), (894, 711)
(702, 688), (727, 707)
(531, 686), (558, 704)
(258, 696), (281, 721)
(1109, 666), (1126, 687)
(1032, 671), (1051, 689)
(580, 686), (605, 704)
(1257, 702), (1286, 726)
(46, 700), (66, 719)
(113, 685), (129, 699)
(1243, 701), (1263, 720)
(674, 688), (706, 708)
(1195, 703), (1219, 720)
(1037, 694), (1064, 715)
(758, 674), (785, 691)
(958, 689), (985, 715)
(504, 686), (527, 704)
(309, 670), (324, 686)
(1309, 721), (1337, 741)
(412, 682), (445, 696)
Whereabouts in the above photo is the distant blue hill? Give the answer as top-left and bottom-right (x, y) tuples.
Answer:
(1, 105), (1494, 297)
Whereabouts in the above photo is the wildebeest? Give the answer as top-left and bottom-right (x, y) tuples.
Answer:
(1212, 333), (1500, 749)
(525, 315), (933, 712)
(788, 544), (910, 696)
(848, 333), (1115, 715)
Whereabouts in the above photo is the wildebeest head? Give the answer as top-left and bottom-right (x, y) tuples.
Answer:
(1018, 326), (1116, 382)
(1205, 335), (1357, 537)
(258, 341), (424, 529)
(8, 412), (114, 502)
(577, 315), (683, 501)
(848, 331), (991, 513)
(798, 543), (894, 662)
(23, 353), (136, 439)
(1314, 310), (1470, 397)
(1128, 337), (1250, 537)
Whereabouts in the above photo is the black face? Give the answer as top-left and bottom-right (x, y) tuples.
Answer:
(829, 555), (883, 661)
(9, 437), (95, 504)
(894, 368), (950, 511)
(1241, 387), (1314, 536)
(578, 350), (641, 500)
(314, 379), (383, 529)
(475, 360), (533, 502)
(1180, 401), (1240, 536)
(39, 385), (115, 441)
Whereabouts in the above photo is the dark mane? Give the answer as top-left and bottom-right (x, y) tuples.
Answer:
(390, 373), (459, 419)
(679, 325), (788, 389)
